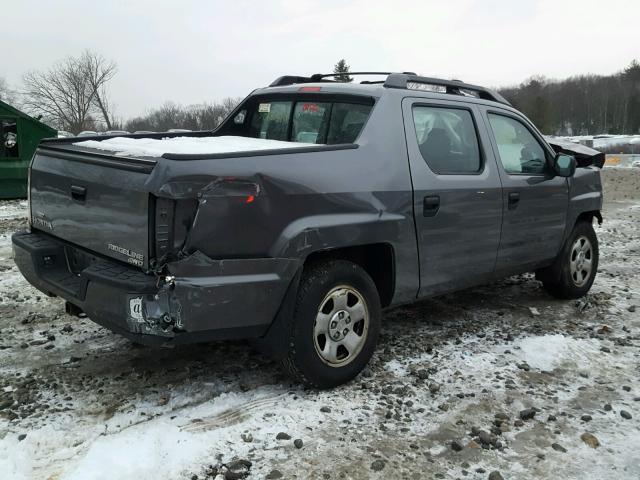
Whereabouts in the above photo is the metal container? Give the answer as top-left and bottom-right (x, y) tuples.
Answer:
(1, 100), (57, 199)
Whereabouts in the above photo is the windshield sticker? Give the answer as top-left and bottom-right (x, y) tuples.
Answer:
(302, 103), (319, 113)
(258, 103), (271, 113)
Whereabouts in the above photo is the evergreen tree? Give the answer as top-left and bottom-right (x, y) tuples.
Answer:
(333, 59), (353, 83)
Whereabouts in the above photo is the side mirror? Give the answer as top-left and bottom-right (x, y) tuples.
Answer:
(553, 153), (576, 177)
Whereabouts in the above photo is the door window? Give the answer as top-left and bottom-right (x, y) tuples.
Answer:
(412, 106), (481, 174)
(488, 114), (547, 174)
(1, 119), (19, 158)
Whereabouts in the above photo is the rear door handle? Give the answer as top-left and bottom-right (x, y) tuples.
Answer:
(71, 185), (87, 201)
(423, 195), (440, 217)
(508, 192), (520, 210)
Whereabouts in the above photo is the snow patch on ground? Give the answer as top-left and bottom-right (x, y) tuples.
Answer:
(62, 422), (212, 480)
(0, 201), (27, 220)
(384, 359), (410, 377)
(74, 135), (315, 157)
(513, 334), (600, 371)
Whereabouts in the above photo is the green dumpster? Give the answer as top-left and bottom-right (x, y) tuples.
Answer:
(1, 100), (57, 199)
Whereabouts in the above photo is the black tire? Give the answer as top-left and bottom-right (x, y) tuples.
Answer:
(539, 221), (599, 299)
(281, 260), (381, 389)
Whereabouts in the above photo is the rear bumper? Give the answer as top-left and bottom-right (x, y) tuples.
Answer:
(12, 230), (299, 345)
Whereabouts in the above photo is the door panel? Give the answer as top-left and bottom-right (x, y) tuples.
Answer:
(402, 98), (503, 297)
(481, 108), (569, 274)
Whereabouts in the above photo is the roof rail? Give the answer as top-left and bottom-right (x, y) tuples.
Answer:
(268, 72), (510, 106)
(309, 71), (417, 81)
(269, 75), (315, 87)
(269, 72), (417, 87)
(384, 73), (510, 105)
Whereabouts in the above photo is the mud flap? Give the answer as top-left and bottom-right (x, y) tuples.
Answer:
(251, 267), (303, 360)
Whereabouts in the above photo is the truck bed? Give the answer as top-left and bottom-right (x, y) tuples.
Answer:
(71, 135), (316, 158)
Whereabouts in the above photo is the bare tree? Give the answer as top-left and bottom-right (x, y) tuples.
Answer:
(22, 51), (117, 133)
(0, 77), (16, 105)
(81, 51), (117, 129)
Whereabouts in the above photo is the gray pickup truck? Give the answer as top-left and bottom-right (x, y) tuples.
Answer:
(13, 72), (603, 388)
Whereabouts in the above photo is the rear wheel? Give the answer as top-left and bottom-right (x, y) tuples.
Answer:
(281, 260), (381, 388)
(539, 221), (599, 299)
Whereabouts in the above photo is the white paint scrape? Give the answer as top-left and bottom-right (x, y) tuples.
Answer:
(74, 135), (314, 157)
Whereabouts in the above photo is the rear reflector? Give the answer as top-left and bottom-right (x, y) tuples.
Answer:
(299, 86), (322, 92)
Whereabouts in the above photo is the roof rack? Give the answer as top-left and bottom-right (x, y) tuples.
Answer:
(269, 72), (417, 87)
(268, 72), (510, 105)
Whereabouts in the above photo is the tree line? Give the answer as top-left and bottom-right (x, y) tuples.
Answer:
(499, 60), (640, 135)
(124, 98), (241, 133)
(3, 53), (639, 136)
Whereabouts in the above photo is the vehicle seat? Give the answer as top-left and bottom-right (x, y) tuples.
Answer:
(420, 128), (452, 172)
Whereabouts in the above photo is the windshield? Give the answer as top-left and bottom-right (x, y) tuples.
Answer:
(221, 95), (374, 145)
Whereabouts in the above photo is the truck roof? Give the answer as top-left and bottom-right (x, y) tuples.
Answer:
(257, 72), (511, 107)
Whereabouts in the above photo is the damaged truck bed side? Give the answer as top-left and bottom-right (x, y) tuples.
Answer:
(13, 72), (604, 388)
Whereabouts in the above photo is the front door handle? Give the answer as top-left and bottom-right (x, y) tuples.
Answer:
(423, 195), (440, 217)
(508, 191), (520, 210)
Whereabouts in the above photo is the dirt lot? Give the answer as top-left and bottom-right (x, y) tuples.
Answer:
(1, 168), (639, 480)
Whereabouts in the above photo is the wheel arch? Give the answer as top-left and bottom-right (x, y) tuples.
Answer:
(576, 209), (603, 226)
(302, 243), (396, 308)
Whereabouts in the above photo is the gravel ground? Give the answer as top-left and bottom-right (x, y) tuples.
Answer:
(0, 168), (639, 480)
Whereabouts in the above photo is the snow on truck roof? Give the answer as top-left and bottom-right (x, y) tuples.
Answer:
(73, 135), (315, 158)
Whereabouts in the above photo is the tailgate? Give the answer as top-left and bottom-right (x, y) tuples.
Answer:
(29, 146), (156, 269)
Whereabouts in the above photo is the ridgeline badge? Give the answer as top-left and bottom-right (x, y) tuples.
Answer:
(107, 243), (144, 266)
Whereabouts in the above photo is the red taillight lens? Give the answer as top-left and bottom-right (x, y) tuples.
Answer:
(299, 86), (322, 92)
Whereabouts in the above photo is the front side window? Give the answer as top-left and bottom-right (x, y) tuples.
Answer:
(412, 106), (481, 174)
(488, 114), (547, 174)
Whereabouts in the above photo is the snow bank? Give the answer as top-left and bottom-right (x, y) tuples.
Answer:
(74, 135), (315, 157)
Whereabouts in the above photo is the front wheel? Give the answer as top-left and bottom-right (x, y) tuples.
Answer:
(281, 260), (381, 389)
(539, 221), (599, 299)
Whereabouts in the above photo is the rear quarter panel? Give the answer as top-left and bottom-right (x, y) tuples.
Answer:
(149, 93), (419, 304)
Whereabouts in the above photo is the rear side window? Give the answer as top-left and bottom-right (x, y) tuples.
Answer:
(232, 98), (373, 145)
(327, 103), (372, 144)
(250, 101), (291, 140)
(488, 114), (547, 174)
(291, 102), (331, 143)
(412, 106), (481, 174)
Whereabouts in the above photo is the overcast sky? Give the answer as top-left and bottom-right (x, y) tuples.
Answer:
(4, 0), (639, 119)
